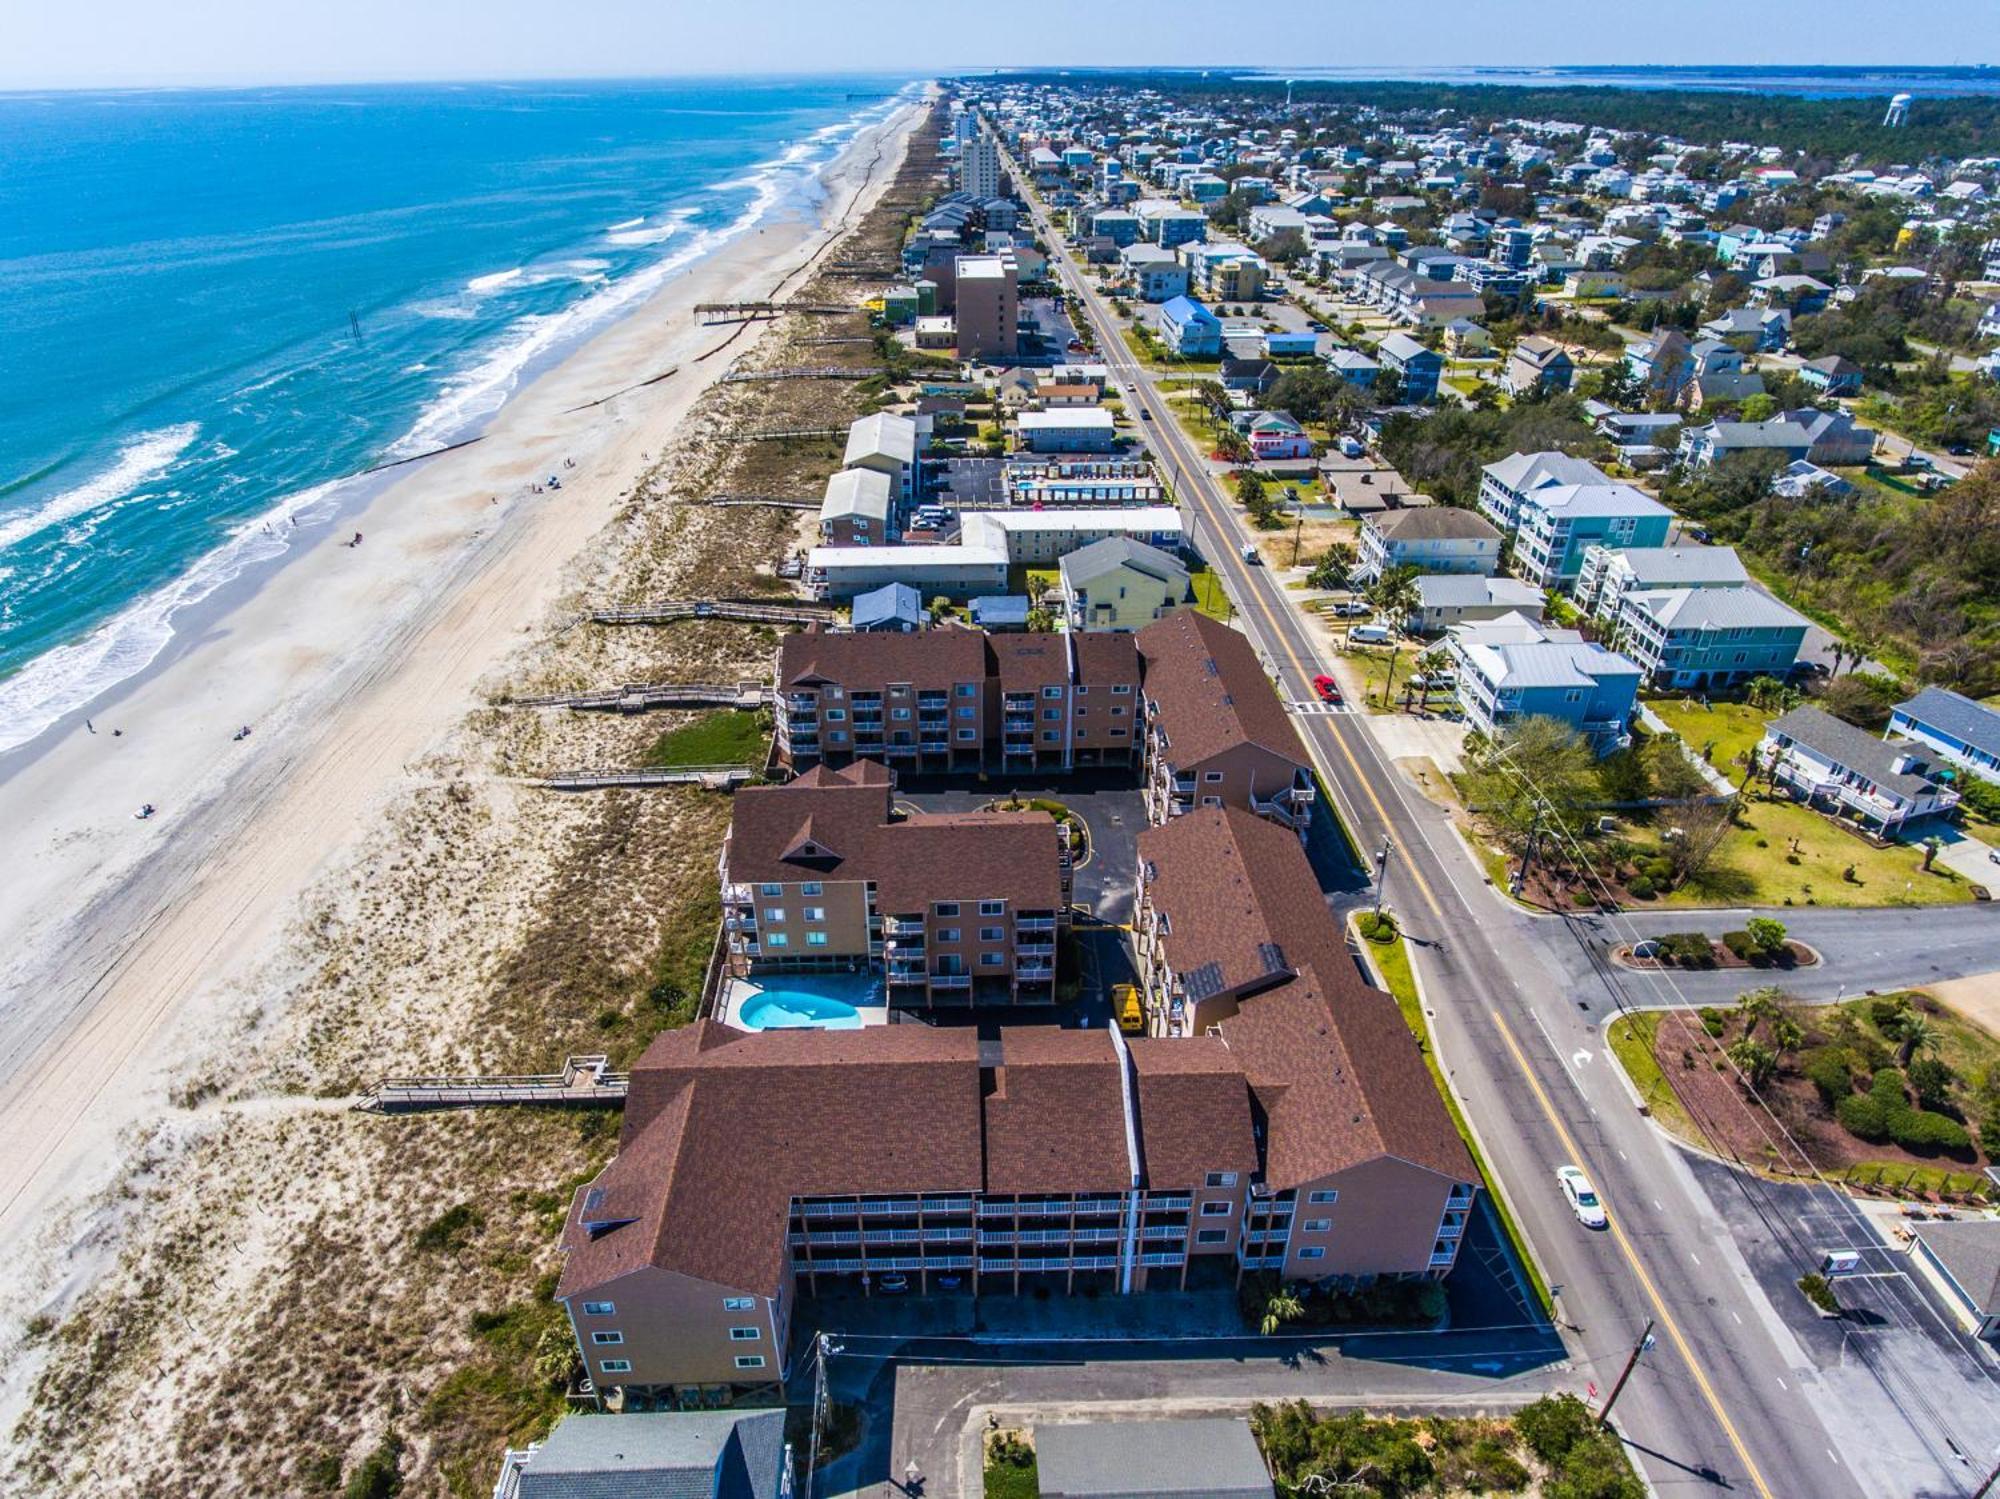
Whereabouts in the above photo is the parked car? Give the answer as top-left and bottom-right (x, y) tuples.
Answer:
(1330, 599), (1372, 618)
(1312, 674), (1342, 704)
(1556, 1166), (1607, 1229)
(1241, 543), (1262, 564)
(875, 1272), (911, 1294)
(1340, 437), (1365, 458)
(1348, 623), (1393, 644)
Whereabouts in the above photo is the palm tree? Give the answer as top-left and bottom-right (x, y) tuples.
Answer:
(1896, 1014), (1939, 1069)
(1365, 567), (1421, 704)
(1260, 1285), (1305, 1336)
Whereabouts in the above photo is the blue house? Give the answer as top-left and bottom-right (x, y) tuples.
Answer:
(1376, 332), (1443, 403)
(1446, 617), (1642, 756)
(1798, 355), (1863, 396)
(1157, 296), (1224, 358)
(1888, 687), (2000, 788)
(850, 581), (925, 632)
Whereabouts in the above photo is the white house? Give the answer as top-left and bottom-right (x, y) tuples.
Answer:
(1758, 706), (1960, 835)
(1356, 507), (1503, 582)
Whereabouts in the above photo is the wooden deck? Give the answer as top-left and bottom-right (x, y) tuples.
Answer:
(358, 1055), (630, 1113)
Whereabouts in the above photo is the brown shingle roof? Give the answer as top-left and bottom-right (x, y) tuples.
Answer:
(871, 811), (1064, 914)
(560, 1023), (985, 1300)
(1368, 507), (1502, 543)
(1137, 610), (1308, 770)
(987, 633), (1070, 692)
(723, 763), (894, 887)
(1071, 631), (1143, 688)
(1127, 1037), (1258, 1188)
(982, 1028), (1135, 1195)
(1144, 808), (1474, 1189)
(779, 625), (988, 691)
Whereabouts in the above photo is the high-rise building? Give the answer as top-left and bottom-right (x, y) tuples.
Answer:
(953, 253), (1017, 360)
(961, 134), (1003, 199)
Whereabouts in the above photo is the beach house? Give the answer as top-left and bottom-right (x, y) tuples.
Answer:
(1157, 296), (1224, 358)
(1355, 507), (1502, 582)
(1059, 537), (1191, 631)
(1446, 615), (1641, 754)
(1757, 707), (1961, 836)
(1610, 586), (1812, 689)
(1887, 687), (2000, 788)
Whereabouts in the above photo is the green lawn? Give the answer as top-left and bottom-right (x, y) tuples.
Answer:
(643, 710), (769, 768)
(1603, 1011), (1700, 1144)
(1188, 566), (1234, 621)
(1342, 641), (1440, 714)
(1118, 322), (1219, 373)
(1653, 794), (1976, 908)
(984, 1449), (1038, 1499)
(1354, 919), (1552, 1314)
(1647, 697), (1770, 776)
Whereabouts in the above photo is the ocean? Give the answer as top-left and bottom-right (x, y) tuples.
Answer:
(0, 75), (917, 753)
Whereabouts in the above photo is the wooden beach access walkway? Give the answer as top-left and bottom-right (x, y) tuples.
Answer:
(510, 681), (770, 714)
(589, 598), (832, 627)
(693, 300), (851, 324)
(721, 366), (890, 384)
(357, 1055), (629, 1113)
(700, 494), (819, 511)
(544, 764), (756, 791)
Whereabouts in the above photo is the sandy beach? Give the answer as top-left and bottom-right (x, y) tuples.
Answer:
(0, 94), (925, 1464)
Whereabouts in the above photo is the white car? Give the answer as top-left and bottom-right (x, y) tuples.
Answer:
(1557, 1166), (1607, 1230)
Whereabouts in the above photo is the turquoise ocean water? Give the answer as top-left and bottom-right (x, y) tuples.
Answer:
(0, 76), (916, 752)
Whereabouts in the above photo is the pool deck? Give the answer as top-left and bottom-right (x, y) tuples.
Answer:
(720, 971), (891, 1032)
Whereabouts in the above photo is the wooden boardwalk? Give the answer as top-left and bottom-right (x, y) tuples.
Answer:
(737, 426), (847, 443)
(510, 681), (770, 714)
(700, 494), (819, 511)
(358, 1055), (629, 1113)
(693, 300), (850, 323)
(545, 764), (756, 791)
(590, 598), (831, 627)
(721, 366), (889, 384)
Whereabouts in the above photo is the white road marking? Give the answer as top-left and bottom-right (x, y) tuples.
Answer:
(1777, 1376), (1788, 1391)
(1690, 1252), (1702, 1266)
(1732, 1311), (1742, 1325)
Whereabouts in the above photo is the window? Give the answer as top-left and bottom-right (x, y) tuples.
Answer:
(956, 728), (976, 741)
(759, 883), (782, 896)
(734, 1355), (767, 1370)
(1202, 771), (1224, 783)
(803, 907), (825, 921)
(938, 928), (960, 942)
(980, 926), (1004, 942)
(892, 707), (912, 721)
(591, 1331), (624, 1345)
(1042, 707), (1061, 721)
(956, 683), (977, 697)
(1043, 730), (1059, 742)
(1110, 728), (1126, 738)
(1302, 1218), (1331, 1233)
(729, 1326), (761, 1341)
(935, 902), (960, 917)
(1043, 686), (1064, 699)
(598, 1358), (633, 1373)
(1196, 1228), (1228, 1244)
(801, 883), (823, 896)
(825, 708), (846, 722)
(1307, 1190), (1338, 1204)
(723, 1296), (756, 1310)
(956, 706), (975, 719)
(1297, 1246), (1325, 1261)
(1074, 706), (1088, 717)
(1201, 796), (1222, 807)
(1205, 1170), (1236, 1189)
(807, 932), (829, 947)
(764, 932), (789, 948)
(980, 950), (1005, 967)
(581, 1301), (616, 1316)
(764, 908), (785, 923)
(1110, 705), (1126, 717)
(1200, 1201), (1233, 1217)
(1112, 684), (1132, 694)
(979, 901), (1004, 916)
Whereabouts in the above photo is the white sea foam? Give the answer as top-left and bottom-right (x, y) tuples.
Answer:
(0, 476), (347, 753)
(0, 424), (201, 555)
(0, 89), (918, 754)
(465, 267), (526, 295)
(606, 216), (645, 232)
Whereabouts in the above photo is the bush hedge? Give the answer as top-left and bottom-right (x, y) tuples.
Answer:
(1802, 1048), (1853, 1105)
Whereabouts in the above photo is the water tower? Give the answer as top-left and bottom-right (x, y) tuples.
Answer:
(1884, 92), (1912, 127)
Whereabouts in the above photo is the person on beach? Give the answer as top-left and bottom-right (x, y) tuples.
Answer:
(86, 719), (95, 734)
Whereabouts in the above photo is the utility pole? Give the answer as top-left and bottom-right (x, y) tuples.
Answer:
(1513, 803), (1543, 897)
(1596, 1318), (1656, 1426)
(1373, 836), (1394, 918)
(1292, 502), (1305, 567)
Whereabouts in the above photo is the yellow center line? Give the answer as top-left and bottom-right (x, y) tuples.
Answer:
(1490, 1007), (1776, 1499)
(1064, 247), (1774, 1499)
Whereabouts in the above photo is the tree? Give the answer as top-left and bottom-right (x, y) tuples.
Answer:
(1745, 916), (1788, 959)
(1738, 392), (1777, 423)
(1896, 1013), (1939, 1069)
(1194, 380), (1230, 427)
(1464, 716), (1600, 858)
(1306, 543), (1357, 590)
(1641, 733), (1711, 801)
(1662, 797), (1737, 891)
(1366, 566), (1421, 699)
(1260, 1285), (1304, 1336)
(1727, 1038), (1780, 1089)
(1737, 984), (1783, 1039)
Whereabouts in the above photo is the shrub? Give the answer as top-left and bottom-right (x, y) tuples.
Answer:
(1515, 1393), (1597, 1465)
(1722, 930), (1754, 961)
(1626, 875), (1656, 898)
(1980, 1116), (2000, 1156)
(1802, 1048), (1854, 1104)
(1908, 1057), (1954, 1112)
(1356, 910), (1398, 942)
(1643, 857), (1675, 883)
(1870, 995), (1911, 1034)
(1462, 1439), (1532, 1493)
(1889, 1109), (1971, 1152)
(1798, 1273), (1838, 1314)
(1658, 932), (1716, 968)
(1698, 1006), (1728, 1038)
(413, 1202), (483, 1253)
(344, 1436), (404, 1499)
(1836, 1091), (1891, 1141)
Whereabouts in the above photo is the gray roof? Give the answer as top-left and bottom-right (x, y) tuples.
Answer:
(1034, 1418), (1276, 1499)
(851, 582), (924, 630)
(1624, 585), (1810, 633)
(1416, 575), (1543, 608)
(513, 1411), (787, 1499)
(1598, 546), (1749, 587)
(1915, 1220), (2000, 1314)
(1059, 535), (1190, 591)
(1369, 507), (1501, 543)
(1765, 706), (1938, 799)
(1483, 450), (1608, 492)
(1705, 420), (1812, 450)
(1896, 686), (2000, 759)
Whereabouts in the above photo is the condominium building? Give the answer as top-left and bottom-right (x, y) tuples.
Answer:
(1611, 586), (1810, 689)
(720, 761), (1069, 1005)
(1476, 451), (1672, 587)
(1574, 544), (1749, 619)
(1137, 611), (1315, 834)
(1446, 614), (1641, 755)
(954, 253), (1018, 361)
(961, 134), (1004, 199)
(774, 627), (1143, 775)
(1355, 506), (1502, 582)
(561, 881), (1477, 1405)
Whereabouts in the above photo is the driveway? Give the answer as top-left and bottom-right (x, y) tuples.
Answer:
(1914, 822), (1999, 887)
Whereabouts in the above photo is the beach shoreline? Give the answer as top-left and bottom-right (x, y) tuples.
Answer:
(0, 90), (924, 1363)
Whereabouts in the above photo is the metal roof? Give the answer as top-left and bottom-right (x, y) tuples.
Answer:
(1035, 1418), (1275, 1499)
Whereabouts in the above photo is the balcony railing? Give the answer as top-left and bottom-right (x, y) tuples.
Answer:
(1144, 1194), (1192, 1212)
(930, 973), (972, 989)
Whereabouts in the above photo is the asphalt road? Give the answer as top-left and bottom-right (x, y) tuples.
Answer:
(1012, 160), (2000, 1498)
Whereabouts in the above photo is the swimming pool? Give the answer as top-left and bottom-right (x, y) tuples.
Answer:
(736, 988), (867, 1030)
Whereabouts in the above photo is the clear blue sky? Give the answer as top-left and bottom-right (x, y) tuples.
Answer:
(4, 0), (1993, 90)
